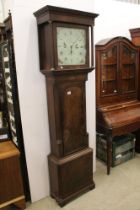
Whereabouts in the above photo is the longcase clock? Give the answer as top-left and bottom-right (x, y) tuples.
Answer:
(34, 5), (98, 206)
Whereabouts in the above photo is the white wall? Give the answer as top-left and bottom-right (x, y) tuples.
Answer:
(4, 0), (140, 203)
(0, 1), (4, 21)
(0, 0), (14, 20)
(94, 0), (140, 43)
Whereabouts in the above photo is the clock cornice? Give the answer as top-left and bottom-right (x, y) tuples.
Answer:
(34, 5), (98, 26)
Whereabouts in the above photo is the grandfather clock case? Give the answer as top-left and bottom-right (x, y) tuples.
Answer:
(34, 6), (98, 206)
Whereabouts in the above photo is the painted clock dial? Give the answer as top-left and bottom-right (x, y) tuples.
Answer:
(57, 27), (87, 66)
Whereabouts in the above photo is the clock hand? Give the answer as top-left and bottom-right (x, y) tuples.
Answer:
(70, 45), (73, 54)
(64, 42), (67, 48)
(72, 38), (82, 46)
(75, 44), (79, 49)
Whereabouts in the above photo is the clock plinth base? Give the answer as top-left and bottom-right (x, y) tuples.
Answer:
(51, 182), (95, 207)
(48, 148), (95, 207)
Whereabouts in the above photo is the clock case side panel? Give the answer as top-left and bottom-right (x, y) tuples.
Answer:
(38, 22), (55, 71)
(46, 77), (63, 157)
(53, 23), (90, 70)
(46, 72), (89, 157)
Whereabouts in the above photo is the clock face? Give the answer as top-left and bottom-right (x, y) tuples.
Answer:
(56, 27), (87, 66)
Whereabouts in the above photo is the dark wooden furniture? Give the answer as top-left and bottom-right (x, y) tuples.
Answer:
(0, 13), (30, 201)
(130, 28), (140, 46)
(34, 5), (98, 206)
(130, 28), (140, 153)
(0, 141), (25, 210)
(0, 23), (10, 141)
(96, 36), (140, 174)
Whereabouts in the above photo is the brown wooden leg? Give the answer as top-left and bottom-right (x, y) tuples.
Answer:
(107, 134), (112, 175)
(133, 130), (140, 153)
(13, 198), (26, 210)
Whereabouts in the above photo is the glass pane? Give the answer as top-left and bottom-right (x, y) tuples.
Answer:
(122, 79), (135, 92)
(121, 45), (136, 93)
(122, 46), (136, 64)
(101, 46), (118, 95)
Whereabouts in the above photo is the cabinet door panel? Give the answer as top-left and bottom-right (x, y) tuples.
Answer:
(60, 84), (88, 155)
(120, 44), (137, 93)
(100, 46), (118, 96)
(122, 78), (135, 92)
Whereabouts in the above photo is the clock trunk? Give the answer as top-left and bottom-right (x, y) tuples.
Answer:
(46, 71), (89, 157)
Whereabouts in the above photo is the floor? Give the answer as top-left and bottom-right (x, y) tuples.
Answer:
(5, 153), (140, 210)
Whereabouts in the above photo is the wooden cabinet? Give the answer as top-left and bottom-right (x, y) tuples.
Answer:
(0, 141), (25, 209)
(34, 5), (98, 206)
(96, 37), (140, 174)
(96, 37), (139, 106)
